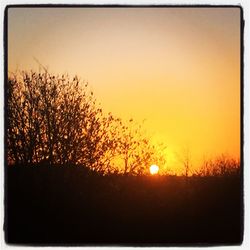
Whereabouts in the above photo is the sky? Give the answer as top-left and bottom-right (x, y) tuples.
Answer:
(8, 7), (241, 173)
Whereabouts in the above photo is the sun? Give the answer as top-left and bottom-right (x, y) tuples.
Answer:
(150, 165), (159, 175)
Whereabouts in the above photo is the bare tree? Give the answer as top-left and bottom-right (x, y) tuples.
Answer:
(177, 146), (192, 177)
(7, 71), (116, 168)
(195, 154), (240, 177)
(7, 70), (168, 175)
(7, 72), (44, 164)
(112, 119), (166, 175)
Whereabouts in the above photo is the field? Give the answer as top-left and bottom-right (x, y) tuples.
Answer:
(5, 165), (243, 246)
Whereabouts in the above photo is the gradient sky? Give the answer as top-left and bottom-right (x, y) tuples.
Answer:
(8, 7), (241, 173)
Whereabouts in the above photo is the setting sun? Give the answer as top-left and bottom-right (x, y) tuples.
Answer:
(5, 6), (242, 245)
(150, 165), (159, 175)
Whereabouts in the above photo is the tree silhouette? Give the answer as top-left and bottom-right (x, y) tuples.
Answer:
(7, 72), (43, 164)
(7, 70), (168, 174)
(112, 119), (166, 175)
(176, 146), (192, 177)
(193, 154), (240, 177)
(7, 71), (113, 168)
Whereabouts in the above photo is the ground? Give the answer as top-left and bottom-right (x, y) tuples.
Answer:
(5, 165), (243, 246)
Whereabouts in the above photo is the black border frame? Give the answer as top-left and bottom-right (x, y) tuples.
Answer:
(3, 4), (245, 247)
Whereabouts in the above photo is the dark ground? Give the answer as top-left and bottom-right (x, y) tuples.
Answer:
(5, 165), (243, 246)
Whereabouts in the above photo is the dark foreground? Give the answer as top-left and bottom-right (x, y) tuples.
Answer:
(5, 165), (243, 246)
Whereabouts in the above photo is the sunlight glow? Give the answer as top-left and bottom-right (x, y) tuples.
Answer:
(8, 8), (240, 173)
(150, 165), (159, 175)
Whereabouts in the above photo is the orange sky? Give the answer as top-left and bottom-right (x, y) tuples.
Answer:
(8, 7), (241, 173)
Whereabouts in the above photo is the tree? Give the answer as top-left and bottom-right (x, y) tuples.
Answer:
(177, 146), (192, 177)
(7, 72), (44, 165)
(7, 70), (168, 175)
(112, 119), (166, 175)
(7, 71), (114, 168)
(211, 154), (240, 176)
(195, 155), (240, 177)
